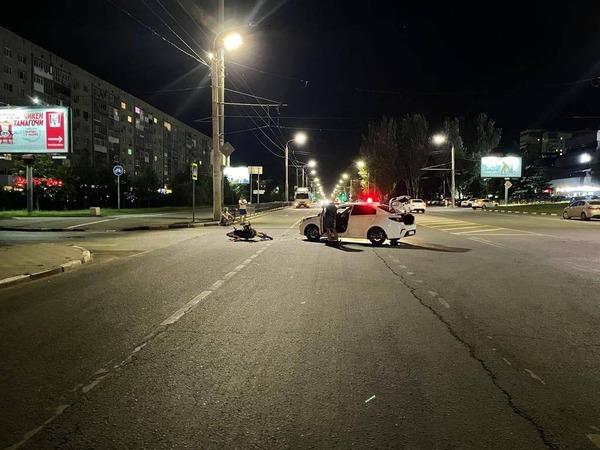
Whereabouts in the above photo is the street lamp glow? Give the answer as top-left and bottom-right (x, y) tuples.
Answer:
(294, 132), (308, 145)
(314, 177), (320, 182)
(342, 173), (349, 180)
(432, 133), (448, 146)
(356, 160), (366, 169)
(224, 32), (243, 51)
(310, 169), (317, 175)
(207, 51), (214, 60)
(32, 96), (40, 105)
(580, 153), (592, 164)
(307, 159), (317, 168)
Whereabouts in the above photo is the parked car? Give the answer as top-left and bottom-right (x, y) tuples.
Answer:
(471, 198), (499, 209)
(562, 200), (600, 220)
(299, 202), (416, 246)
(404, 199), (427, 213)
(460, 198), (476, 207)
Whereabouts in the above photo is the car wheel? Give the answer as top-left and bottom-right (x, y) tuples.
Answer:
(581, 212), (590, 221)
(304, 225), (321, 241)
(472, 207), (477, 210)
(482, 205), (487, 209)
(563, 211), (569, 220)
(389, 239), (399, 246)
(367, 227), (387, 246)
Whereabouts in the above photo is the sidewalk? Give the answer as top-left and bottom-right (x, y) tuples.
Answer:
(0, 243), (92, 288)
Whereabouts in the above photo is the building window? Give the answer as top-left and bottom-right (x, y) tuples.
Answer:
(120, 101), (126, 110)
(164, 121), (171, 131)
(3, 47), (12, 58)
(3, 65), (11, 74)
(17, 54), (26, 64)
(18, 70), (25, 80)
(153, 117), (158, 124)
(3, 82), (13, 92)
(134, 106), (141, 115)
(154, 155), (158, 162)
(83, 111), (89, 121)
(127, 115), (132, 123)
(127, 148), (133, 155)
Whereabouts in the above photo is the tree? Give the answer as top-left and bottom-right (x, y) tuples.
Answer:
(397, 114), (431, 198)
(460, 113), (502, 196)
(359, 116), (400, 196)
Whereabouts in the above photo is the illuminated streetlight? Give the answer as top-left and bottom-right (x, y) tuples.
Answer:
(432, 132), (455, 208)
(307, 159), (317, 168)
(294, 132), (308, 145)
(224, 32), (243, 51)
(580, 153), (592, 164)
(356, 160), (366, 169)
(32, 96), (40, 105)
(432, 133), (447, 146)
(342, 173), (349, 180)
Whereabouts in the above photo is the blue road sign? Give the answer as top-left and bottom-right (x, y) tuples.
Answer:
(113, 165), (124, 176)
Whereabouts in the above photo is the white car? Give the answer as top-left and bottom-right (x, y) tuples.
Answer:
(404, 199), (427, 213)
(460, 198), (476, 207)
(471, 198), (499, 209)
(299, 202), (416, 246)
(563, 199), (600, 220)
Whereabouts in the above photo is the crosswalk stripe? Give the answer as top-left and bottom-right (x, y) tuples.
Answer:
(454, 227), (504, 234)
(440, 224), (489, 231)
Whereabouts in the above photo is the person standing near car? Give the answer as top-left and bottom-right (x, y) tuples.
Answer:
(324, 202), (338, 244)
(238, 195), (248, 224)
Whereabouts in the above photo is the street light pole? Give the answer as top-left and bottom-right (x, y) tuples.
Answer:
(211, 0), (226, 221)
(451, 144), (456, 208)
(285, 142), (289, 201)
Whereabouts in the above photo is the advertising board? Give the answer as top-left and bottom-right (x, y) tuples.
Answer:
(480, 156), (522, 178)
(224, 166), (249, 184)
(0, 106), (71, 154)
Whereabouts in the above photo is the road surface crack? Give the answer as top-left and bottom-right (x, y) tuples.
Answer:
(374, 251), (558, 449)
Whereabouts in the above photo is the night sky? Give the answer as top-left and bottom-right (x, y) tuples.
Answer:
(3, 0), (600, 190)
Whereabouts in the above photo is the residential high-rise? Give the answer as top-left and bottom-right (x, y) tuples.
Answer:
(0, 26), (211, 187)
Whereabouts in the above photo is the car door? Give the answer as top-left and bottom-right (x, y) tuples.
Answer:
(347, 204), (377, 238)
(568, 201), (582, 217)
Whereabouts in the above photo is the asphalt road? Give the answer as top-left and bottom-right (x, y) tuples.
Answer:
(1, 207), (599, 449)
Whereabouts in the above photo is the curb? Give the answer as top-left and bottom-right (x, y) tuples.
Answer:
(121, 206), (288, 231)
(0, 246), (93, 289)
(483, 209), (560, 217)
(0, 227), (85, 232)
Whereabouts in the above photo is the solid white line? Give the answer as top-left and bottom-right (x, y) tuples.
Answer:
(223, 271), (237, 279)
(161, 290), (212, 326)
(243, 259), (253, 264)
(439, 224), (486, 231)
(66, 218), (119, 229)
(365, 395), (376, 403)
(234, 264), (246, 271)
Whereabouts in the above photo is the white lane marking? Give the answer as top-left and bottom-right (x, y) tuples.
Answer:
(406, 271), (414, 275)
(65, 218), (119, 229)
(428, 290), (438, 297)
(398, 264), (407, 269)
(415, 280), (423, 283)
(234, 264), (246, 271)
(129, 249), (154, 258)
(223, 271), (237, 279)
(243, 259), (253, 264)
(438, 298), (450, 309)
(81, 374), (110, 393)
(502, 358), (512, 366)
(210, 280), (225, 290)
(365, 395), (376, 403)
(161, 290), (212, 326)
(249, 254), (258, 259)
(588, 434), (600, 448)
(6, 404), (70, 450)
(440, 224), (490, 231)
(455, 227), (504, 234)
(524, 368), (546, 385)
(468, 237), (506, 248)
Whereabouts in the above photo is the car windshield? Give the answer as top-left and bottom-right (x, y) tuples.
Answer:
(295, 193), (309, 199)
(412, 199), (424, 203)
(377, 204), (391, 212)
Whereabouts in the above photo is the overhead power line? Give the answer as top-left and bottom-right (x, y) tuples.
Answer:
(105, 0), (209, 67)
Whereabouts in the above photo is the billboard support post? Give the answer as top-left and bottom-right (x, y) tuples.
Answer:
(451, 144), (456, 208)
(21, 154), (35, 215)
(191, 162), (199, 223)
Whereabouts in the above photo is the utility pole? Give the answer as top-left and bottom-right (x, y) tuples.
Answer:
(284, 143), (289, 202)
(451, 144), (456, 208)
(211, 0), (225, 221)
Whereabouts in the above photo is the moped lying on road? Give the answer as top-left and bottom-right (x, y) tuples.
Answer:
(226, 223), (273, 241)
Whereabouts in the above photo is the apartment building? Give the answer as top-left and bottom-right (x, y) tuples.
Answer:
(0, 26), (211, 187)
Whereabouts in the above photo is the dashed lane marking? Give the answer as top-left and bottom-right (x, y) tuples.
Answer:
(438, 298), (451, 309)
(161, 290), (212, 326)
(210, 280), (225, 290)
(65, 218), (119, 229)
